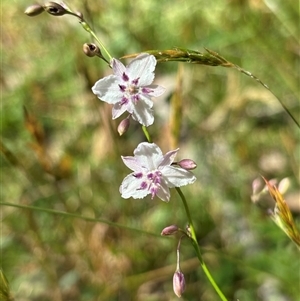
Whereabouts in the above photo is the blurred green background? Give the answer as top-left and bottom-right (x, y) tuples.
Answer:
(1, 0), (299, 300)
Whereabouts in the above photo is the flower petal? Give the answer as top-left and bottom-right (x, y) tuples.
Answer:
(133, 142), (163, 170)
(131, 100), (154, 127)
(158, 149), (179, 168)
(138, 94), (154, 109)
(144, 84), (166, 97)
(156, 180), (171, 202)
(162, 166), (196, 188)
(92, 75), (123, 104)
(120, 174), (149, 199)
(111, 58), (126, 77)
(112, 102), (129, 119)
(121, 156), (144, 172)
(126, 54), (156, 86)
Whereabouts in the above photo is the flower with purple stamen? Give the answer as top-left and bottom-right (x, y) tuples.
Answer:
(120, 142), (196, 202)
(92, 53), (165, 126)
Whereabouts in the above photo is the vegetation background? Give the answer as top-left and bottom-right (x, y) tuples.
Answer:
(1, 0), (299, 300)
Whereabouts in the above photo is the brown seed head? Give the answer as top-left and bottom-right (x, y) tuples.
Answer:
(43, 2), (68, 16)
(24, 4), (44, 17)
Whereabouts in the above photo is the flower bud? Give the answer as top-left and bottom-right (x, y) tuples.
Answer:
(252, 177), (263, 196)
(43, 2), (68, 16)
(278, 177), (290, 195)
(83, 43), (102, 58)
(177, 159), (197, 170)
(251, 177), (263, 203)
(24, 4), (44, 17)
(173, 270), (186, 298)
(117, 117), (130, 136)
(161, 225), (179, 236)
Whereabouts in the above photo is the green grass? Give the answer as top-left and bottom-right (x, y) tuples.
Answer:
(1, 0), (299, 300)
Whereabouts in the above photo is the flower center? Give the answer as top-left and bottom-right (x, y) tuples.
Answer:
(127, 85), (139, 95)
(118, 74), (143, 106)
(137, 170), (162, 199)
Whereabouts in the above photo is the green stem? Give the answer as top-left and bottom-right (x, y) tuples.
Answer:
(80, 21), (112, 61)
(0, 202), (159, 237)
(142, 126), (152, 143)
(175, 187), (228, 301)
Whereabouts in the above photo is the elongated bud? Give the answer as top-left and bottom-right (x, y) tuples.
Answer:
(117, 116), (130, 136)
(161, 225), (178, 236)
(252, 177), (263, 196)
(173, 270), (186, 298)
(43, 2), (68, 16)
(278, 177), (290, 195)
(251, 177), (263, 203)
(24, 4), (44, 17)
(83, 43), (102, 58)
(177, 159), (197, 170)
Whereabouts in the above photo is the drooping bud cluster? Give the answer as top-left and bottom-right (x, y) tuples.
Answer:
(25, 2), (84, 20)
(24, 2), (110, 65)
(161, 225), (188, 298)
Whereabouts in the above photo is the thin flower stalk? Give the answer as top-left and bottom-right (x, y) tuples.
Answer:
(142, 125), (152, 143)
(175, 187), (229, 301)
(0, 201), (160, 237)
(79, 20), (112, 61)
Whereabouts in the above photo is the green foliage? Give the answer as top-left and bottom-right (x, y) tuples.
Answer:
(1, 0), (299, 300)
(0, 270), (13, 301)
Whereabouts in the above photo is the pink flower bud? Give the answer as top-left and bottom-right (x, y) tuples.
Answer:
(278, 177), (290, 194)
(161, 225), (178, 236)
(252, 177), (263, 196)
(173, 270), (186, 298)
(177, 159), (197, 170)
(117, 117), (130, 136)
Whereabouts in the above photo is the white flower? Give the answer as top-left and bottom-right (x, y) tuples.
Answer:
(92, 53), (165, 127)
(120, 142), (196, 202)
